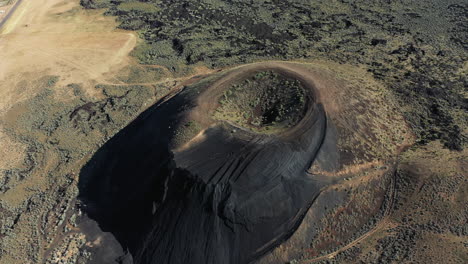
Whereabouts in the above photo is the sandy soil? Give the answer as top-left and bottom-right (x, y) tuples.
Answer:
(0, 0), (136, 169)
(0, 0), (136, 111)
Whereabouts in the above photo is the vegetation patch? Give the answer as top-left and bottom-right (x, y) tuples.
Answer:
(80, 0), (467, 150)
(116, 1), (160, 13)
(214, 71), (307, 133)
(172, 120), (202, 148)
(116, 65), (168, 84)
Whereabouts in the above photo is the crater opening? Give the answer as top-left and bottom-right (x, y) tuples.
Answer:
(213, 70), (308, 133)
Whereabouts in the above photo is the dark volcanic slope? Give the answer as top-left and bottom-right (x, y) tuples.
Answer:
(78, 65), (336, 264)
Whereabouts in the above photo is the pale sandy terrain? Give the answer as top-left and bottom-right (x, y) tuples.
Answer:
(0, 0), (136, 111)
(0, 0), (136, 169)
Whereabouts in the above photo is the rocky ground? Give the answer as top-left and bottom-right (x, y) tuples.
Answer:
(82, 0), (467, 150)
(305, 142), (467, 264)
(0, 0), (466, 263)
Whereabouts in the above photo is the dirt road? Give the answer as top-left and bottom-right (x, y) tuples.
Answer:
(0, 0), (23, 30)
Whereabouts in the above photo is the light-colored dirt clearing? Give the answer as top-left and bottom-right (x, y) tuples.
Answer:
(0, 0), (136, 169)
(0, 0), (136, 113)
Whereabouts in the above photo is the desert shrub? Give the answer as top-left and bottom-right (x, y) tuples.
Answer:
(117, 1), (160, 13)
(82, 0), (467, 150)
(80, 0), (112, 9)
(214, 71), (307, 133)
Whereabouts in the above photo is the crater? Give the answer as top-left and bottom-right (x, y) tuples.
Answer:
(78, 62), (332, 264)
(77, 62), (410, 264)
(213, 70), (308, 133)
